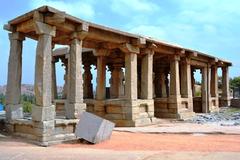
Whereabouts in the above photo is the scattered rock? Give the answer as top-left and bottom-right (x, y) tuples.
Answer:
(187, 107), (240, 126)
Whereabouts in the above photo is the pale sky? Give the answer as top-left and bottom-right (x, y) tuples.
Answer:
(0, 0), (240, 86)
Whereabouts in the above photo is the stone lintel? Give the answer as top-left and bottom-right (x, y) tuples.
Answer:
(45, 12), (66, 24)
(8, 32), (25, 40)
(34, 21), (56, 36)
(94, 48), (110, 57)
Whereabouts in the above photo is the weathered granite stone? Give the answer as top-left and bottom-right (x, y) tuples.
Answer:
(32, 105), (55, 121)
(125, 53), (137, 100)
(5, 104), (23, 121)
(75, 112), (115, 143)
(65, 103), (86, 119)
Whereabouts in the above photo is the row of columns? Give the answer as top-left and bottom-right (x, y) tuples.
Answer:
(5, 28), (231, 122)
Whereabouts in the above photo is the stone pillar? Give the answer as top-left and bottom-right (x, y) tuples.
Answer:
(52, 57), (58, 101)
(154, 70), (161, 97)
(191, 69), (196, 97)
(125, 53), (137, 100)
(201, 67), (208, 113)
(62, 59), (68, 99)
(165, 71), (170, 97)
(96, 56), (106, 100)
(161, 72), (167, 98)
(5, 32), (25, 121)
(207, 65), (212, 110)
(83, 63), (93, 99)
(169, 56), (181, 99)
(110, 64), (123, 99)
(141, 53), (153, 99)
(32, 22), (56, 122)
(65, 37), (86, 119)
(180, 58), (192, 98)
(155, 68), (167, 98)
(119, 69), (125, 98)
(211, 65), (218, 97)
(221, 66), (230, 106)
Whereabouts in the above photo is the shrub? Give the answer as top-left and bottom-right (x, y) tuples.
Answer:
(22, 101), (32, 113)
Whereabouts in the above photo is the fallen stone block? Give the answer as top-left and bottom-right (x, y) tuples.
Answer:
(75, 112), (115, 144)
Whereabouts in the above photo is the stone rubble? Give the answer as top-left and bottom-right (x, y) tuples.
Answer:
(187, 107), (240, 126)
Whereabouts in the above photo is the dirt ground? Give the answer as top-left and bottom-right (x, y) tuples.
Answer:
(1, 131), (240, 160)
(55, 131), (240, 152)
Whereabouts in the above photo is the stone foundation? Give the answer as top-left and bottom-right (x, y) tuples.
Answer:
(231, 99), (240, 108)
(5, 118), (78, 146)
(154, 97), (195, 119)
(85, 99), (156, 127)
(219, 97), (231, 107)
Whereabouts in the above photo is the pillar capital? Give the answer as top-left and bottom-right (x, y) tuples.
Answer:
(169, 55), (180, 61)
(9, 32), (25, 41)
(70, 31), (88, 40)
(181, 57), (191, 65)
(222, 66), (229, 72)
(140, 48), (155, 55)
(119, 43), (140, 54)
(34, 21), (56, 36)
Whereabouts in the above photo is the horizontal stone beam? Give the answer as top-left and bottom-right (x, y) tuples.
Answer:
(16, 19), (35, 33)
(45, 12), (66, 24)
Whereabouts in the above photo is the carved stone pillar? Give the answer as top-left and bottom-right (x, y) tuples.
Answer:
(180, 58), (192, 98)
(141, 52), (153, 99)
(62, 58), (68, 99)
(65, 37), (86, 119)
(32, 22), (56, 122)
(110, 64), (123, 99)
(169, 55), (181, 99)
(201, 67), (208, 113)
(154, 70), (161, 97)
(52, 57), (58, 101)
(211, 65), (218, 97)
(221, 66), (230, 106)
(125, 53), (138, 100)
(5, 32), (25, 121)
(96, 56), (106, 100)
(161, 72), (167, 98)
(191, 69), (196, 97)
(83, 63), (93, 99)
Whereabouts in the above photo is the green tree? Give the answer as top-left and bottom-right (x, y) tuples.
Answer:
(230, 76), (240, 89)
(0, 93), (5, 105)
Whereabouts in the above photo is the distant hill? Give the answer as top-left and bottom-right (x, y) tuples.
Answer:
(0, 84), (63, 95)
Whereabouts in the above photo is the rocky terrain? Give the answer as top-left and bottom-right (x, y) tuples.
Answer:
(0, 84), (63, 95)
(187, 107), (240, 126)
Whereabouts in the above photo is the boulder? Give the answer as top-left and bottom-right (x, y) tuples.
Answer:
(75, 112), (115, 144)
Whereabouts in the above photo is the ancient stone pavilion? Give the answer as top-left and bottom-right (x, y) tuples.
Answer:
(4, 6), (231, 145)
